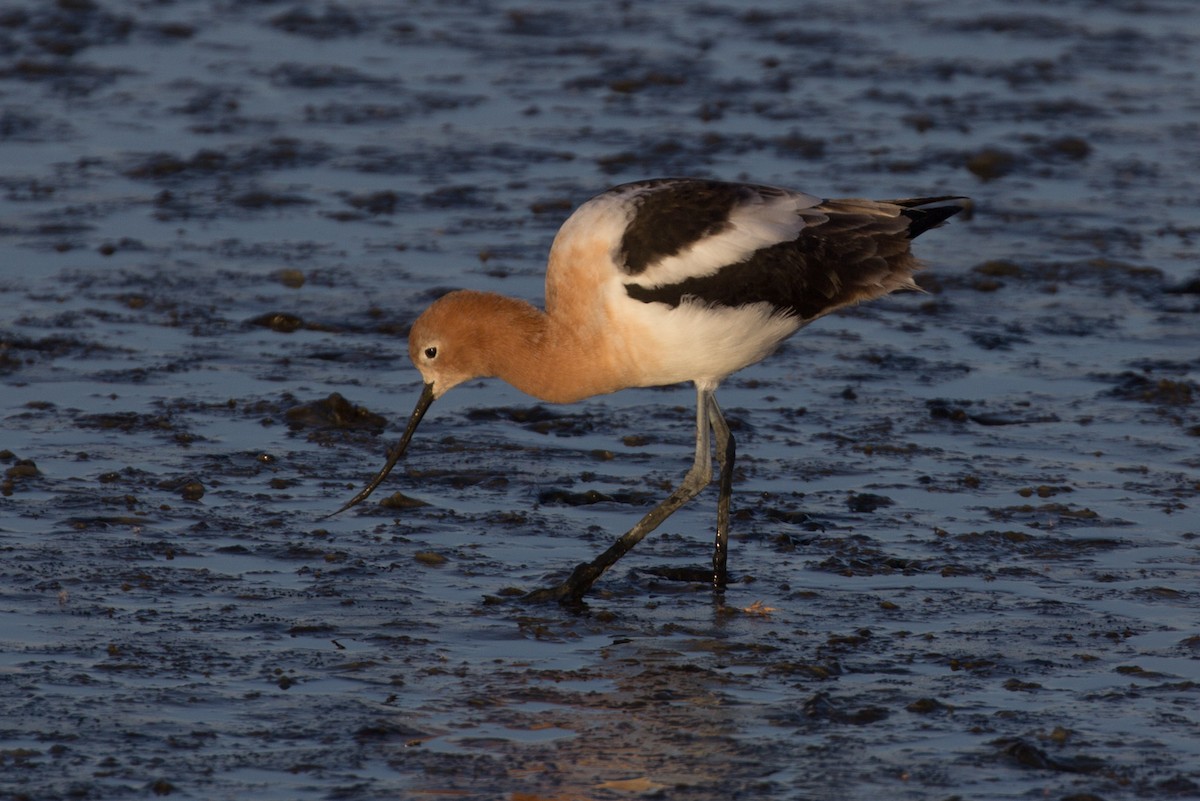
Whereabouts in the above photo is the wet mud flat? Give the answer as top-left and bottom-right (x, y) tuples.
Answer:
(2, 0), (1199, 799)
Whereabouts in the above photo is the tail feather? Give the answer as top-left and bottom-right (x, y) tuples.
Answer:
(886, 196), (970, 239)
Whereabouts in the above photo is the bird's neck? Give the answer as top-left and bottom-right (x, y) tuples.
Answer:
(471, 293), (624, 404)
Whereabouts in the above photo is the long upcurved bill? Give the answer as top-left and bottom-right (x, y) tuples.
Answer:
(322, 382), (436, 518)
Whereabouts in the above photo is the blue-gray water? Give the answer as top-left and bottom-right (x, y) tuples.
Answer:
(2, 1), (1198, 799)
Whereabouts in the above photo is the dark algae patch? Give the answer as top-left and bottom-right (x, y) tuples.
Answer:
(2, 0), (1199, 799)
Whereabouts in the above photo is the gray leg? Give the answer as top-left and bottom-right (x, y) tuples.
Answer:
(525, 386), (715, 605)
(707, 393), (735, 591)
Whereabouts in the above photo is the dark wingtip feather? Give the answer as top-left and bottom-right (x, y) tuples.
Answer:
(891, 196), (971, 239)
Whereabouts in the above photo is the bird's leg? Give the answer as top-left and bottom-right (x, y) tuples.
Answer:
(524, 387), (715, 605)
(707, 393), (735, 592)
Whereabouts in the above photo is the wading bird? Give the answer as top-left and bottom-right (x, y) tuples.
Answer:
(327, 178), (966, 604)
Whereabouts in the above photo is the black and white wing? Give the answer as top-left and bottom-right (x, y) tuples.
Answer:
(591, 179), (964, 323)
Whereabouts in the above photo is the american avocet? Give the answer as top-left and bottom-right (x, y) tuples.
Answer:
(328, 178), (967, 604)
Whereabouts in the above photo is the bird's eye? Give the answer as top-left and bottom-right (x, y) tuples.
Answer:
(424, 346), (438, 359)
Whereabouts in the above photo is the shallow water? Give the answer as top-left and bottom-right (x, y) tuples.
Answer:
(2, 0), (1199, 799)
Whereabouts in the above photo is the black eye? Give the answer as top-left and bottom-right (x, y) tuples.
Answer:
(424, 346), (437, 359)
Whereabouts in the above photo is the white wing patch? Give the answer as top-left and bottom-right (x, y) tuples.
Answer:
(635, 188), (822, 288)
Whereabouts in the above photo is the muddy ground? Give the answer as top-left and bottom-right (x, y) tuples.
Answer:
(1, 1), (1198, 799)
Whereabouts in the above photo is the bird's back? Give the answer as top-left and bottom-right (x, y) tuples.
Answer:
(543, 179), (965, 388)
